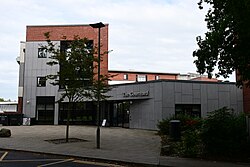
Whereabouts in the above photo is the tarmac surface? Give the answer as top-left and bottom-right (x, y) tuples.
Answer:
(0, 125), (249, 167)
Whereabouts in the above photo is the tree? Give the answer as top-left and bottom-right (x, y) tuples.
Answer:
(44, 32), (111, 142)
(0, 98), (4, 102)
(193, 0), (250, 86)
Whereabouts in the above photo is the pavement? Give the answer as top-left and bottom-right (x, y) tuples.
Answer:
(0, 125), (249, 167)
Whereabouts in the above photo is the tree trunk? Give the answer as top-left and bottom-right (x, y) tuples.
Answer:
(66, 100), (71, 142)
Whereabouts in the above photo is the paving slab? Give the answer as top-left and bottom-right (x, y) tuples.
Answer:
(0, 125), (161, 165)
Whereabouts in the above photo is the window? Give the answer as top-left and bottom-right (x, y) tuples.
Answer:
(155, 75), (160, 80)
(175, 104), (201, 117)
(38, 48), (47, 58)
(37, 77), (46, 87)
(136, 75), (147, 82)
(123, 74), (128, 80)
(36, 96), (55, 124)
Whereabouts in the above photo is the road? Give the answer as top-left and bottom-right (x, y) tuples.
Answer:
(0, 150), (125, 167)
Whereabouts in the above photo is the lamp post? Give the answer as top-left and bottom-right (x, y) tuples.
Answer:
(90, 22), (105, 149)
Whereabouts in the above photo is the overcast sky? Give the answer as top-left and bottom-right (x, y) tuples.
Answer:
(0, 0), (235, 101)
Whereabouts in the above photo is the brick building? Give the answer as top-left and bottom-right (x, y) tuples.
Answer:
(16, 24), (243, 129)
(17, 24), (108, 124)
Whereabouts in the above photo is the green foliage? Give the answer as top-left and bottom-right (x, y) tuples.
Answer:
(178, 130), (202, 158)
(0, 98), (4, 102)
(201, 107), (249, 158)
(158, 107), (250, 160)
(44, 32), (111, 103)
(193, 0), (250, 86)
(157, 114), (202, 135)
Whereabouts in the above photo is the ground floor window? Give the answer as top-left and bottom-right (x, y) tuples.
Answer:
(36, 96), (55, 124)
(59, 102), (96, 125)
(110, 101), (130, 128)
(175, 104), (201, 117)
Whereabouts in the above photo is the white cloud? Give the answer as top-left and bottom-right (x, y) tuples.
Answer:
(0, 0), (234, 100)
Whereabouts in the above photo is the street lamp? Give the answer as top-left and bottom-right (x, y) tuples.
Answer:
(90, 22), (105, 149)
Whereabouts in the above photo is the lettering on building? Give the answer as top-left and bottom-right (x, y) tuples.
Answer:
(123, 91), (149, 98)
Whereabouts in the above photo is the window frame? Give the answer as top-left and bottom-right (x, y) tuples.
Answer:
(123, 74), (128, 80)
(37, 77), (46, 87)
(38, 48), (47, 58)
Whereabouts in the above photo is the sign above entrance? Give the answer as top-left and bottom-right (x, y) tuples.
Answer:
(123, 91), (149, 98)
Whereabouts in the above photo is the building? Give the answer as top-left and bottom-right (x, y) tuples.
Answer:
(108, 71), (219, 85)
(107, 80), (242, 130)
(0, 102), (18, 113)
(0, 102), (22, 126)
(17, 24), (243, 130)
(17, 24), (108, 125)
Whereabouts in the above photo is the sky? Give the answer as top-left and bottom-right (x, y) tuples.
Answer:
(0, 0), (235, 101)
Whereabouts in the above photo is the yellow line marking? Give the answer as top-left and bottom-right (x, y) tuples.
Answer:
(0, 151), (8, 161)
(73, 160), (125, 167)
(37, 158), (74, 167)
(2, 159), (65, 162)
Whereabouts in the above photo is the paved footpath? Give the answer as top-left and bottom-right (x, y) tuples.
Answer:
(0, 125), (250, 167)
(0, 125), (161, 166)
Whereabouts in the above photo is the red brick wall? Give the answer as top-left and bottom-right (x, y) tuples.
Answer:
(243, 86), (250, 114)
(18, 97), (23, 114)
(26, 24), (108, 76)
(109, 72), (178, 81)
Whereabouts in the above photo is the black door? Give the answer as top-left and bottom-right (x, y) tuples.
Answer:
(36, 96), (55, 124)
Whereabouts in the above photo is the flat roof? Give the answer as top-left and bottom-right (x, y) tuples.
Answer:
(108, 70), (180, 75)
(110, 79), (236, 87)
(27, 23), (109, 28)
(0, 102), (18, 105)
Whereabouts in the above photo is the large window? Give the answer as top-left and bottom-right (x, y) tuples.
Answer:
(59, 102), (96, 125)
(136, 75), (147, 82)
(37, 77), (46, 87)
(36, 96), (55, 124)
(38, 48), (47, 58)
(175, 104), (201, 117)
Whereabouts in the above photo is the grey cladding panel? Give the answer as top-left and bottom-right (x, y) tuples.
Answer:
(218, 84), (230, 92)
(207, 84), (218, 99)
(193, 89), (201, 99)
(175, 92), (182, 103)
(218, 91), (230, 108)
(181, 83), (192, 95)
(162, 82), (175, 108)
(154, 82), (162, 101)
(175, 82), (181, 93)
(207, 99), (219, 112)
(181, 94), (193, 103)
(192, 83), (200, 90)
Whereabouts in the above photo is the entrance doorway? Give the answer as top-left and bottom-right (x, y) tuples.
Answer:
(36, 96), (55, 124)
(111, 101), (130, 128)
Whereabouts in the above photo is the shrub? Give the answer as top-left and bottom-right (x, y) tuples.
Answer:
(201, 107), (249, 159)
(157, 114), (202, 135)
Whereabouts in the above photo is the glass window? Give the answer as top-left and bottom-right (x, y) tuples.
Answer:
(137, 75), (147, 82)
(175, 104), (201, 117)
(37, 77), (46, 87)
(38, 48), (47, 58)
(155, 75), (160, 80)
(123, 74), (128, 80)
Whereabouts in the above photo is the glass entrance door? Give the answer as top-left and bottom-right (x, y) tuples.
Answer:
(36, 96), (55, 124)
(112, 102), (130, 128)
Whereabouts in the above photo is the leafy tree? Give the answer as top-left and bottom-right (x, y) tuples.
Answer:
(44, 32), (110, 142)
(193, 0), (250, 86)
(0, 98), (4, 102)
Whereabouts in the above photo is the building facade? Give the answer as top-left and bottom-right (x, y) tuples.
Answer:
(17, 24), (244, 130)
(17, 24), (108, 125)
(108, 70), (219, 85)
(107, 80), (243, 130)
